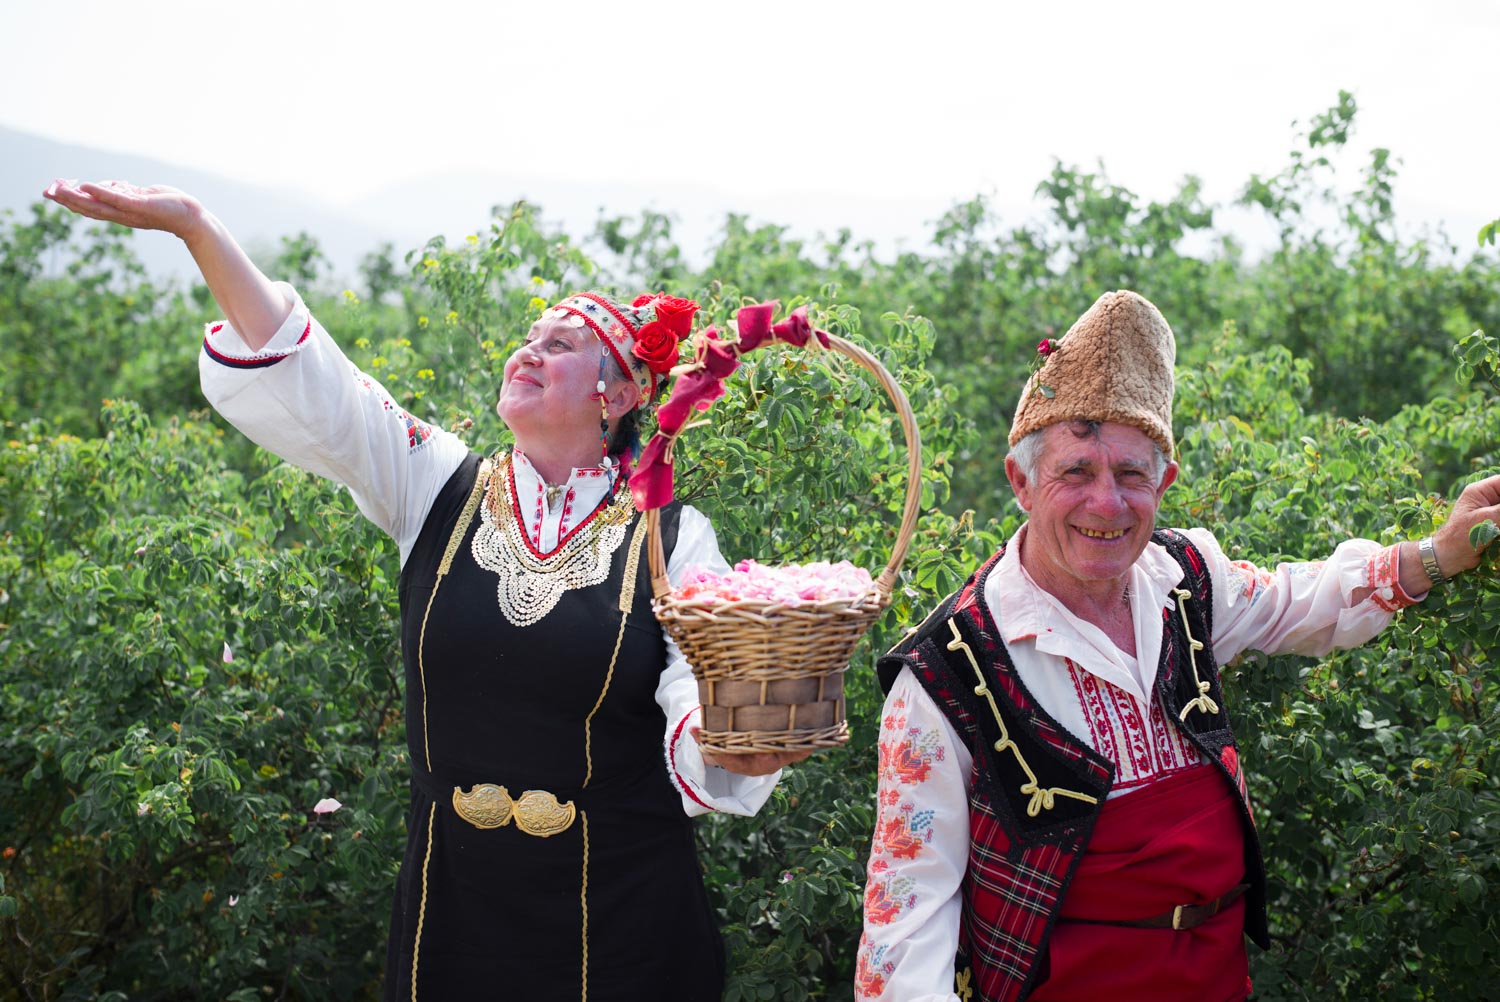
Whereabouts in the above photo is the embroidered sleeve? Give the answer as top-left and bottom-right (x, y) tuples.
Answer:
(855, 668), (968, 1002)
(654, 506), (778, 817)
(1186, 528), (1421, 664)
(198, 282), (468, 565)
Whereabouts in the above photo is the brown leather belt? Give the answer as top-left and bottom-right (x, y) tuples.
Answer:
(1063, 883), (1249, 931)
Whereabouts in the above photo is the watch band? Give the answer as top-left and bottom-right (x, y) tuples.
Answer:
(1418, 536), (1448, 588)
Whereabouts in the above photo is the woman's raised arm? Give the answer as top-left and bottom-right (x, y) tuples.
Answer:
(43, 180), (290, 350)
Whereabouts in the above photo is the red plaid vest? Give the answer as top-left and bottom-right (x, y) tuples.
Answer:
(876, 530), (1269, 1002)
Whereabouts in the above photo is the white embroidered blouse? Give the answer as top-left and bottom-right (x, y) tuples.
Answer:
(854, 521), (1423, 1002)
(198, 283), (777, 818)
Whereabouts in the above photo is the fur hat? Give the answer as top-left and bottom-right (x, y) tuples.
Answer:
(1008, 290), (1176, 456)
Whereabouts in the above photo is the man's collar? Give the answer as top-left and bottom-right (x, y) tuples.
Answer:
(992, 523), (1187, 646)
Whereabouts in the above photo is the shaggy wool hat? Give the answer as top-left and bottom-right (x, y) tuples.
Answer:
(1009, 290), (1176, 456)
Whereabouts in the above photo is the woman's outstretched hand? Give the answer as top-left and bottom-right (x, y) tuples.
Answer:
(44, 178), (288, 350)
(43, 180), (205, 240)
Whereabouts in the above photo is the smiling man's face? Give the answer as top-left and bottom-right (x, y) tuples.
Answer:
(1005, 420), (1177, 601)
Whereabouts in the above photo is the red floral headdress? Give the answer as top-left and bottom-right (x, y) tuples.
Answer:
(542, 291), (699, 407)
(631, 300), (829, 510)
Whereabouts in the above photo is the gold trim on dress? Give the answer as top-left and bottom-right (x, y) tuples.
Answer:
(581, 514), (649, 788)
(580, 810), (590, 1002)
(945, 618), (1099, 817)
(417, 457), (492, 772)
(450, 783), (577, 836)
(410, 802), (436, 1002)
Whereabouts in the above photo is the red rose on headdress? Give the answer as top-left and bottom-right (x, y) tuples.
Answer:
(648, 295), (699, 340)
(631, 321), (680, 374)
(1037, 338), (1058, 356)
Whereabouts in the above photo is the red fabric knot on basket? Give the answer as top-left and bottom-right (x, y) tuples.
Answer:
(736, 302), (830, 353)
(630, 434), (676, 511)
(632, 301), (832, 511)
(656, 328), (738, 435)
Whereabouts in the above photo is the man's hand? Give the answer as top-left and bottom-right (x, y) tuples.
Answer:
(1433, 473), (1500, 577)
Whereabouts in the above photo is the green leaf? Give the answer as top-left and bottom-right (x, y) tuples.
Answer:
(1469, 519), (1499, 552)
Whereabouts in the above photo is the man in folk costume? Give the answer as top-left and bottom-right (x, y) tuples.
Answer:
(854, 291), (1500, 1001)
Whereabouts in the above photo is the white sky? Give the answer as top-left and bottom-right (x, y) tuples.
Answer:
(3, 0), (1497, 249)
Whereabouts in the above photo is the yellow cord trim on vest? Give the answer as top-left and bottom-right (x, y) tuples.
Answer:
(582, 514), (648, 789)
(1171, 587), (1221, 722)
(410, 802), (436, 1001)
(955, 965), (975, 1001)
(945, 618), (1099, 817)
(580, 810), (590, 1002)
(417, 457), (492, 771)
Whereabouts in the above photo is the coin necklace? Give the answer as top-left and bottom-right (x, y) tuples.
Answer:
(470, 452), (634, 627)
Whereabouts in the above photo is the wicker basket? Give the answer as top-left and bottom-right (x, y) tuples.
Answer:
(646, 333), (922, 754)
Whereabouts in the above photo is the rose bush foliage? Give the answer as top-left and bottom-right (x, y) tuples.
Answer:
(3, 96), (1499, 999)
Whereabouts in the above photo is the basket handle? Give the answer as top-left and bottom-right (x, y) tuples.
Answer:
(647, 332), (923, 604)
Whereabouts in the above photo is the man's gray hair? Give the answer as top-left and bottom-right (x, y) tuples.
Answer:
(1007, 424), (1170, 486)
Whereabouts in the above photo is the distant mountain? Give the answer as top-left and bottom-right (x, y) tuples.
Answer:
(0, 124), (974, 287)
(0, 124), (416, 284)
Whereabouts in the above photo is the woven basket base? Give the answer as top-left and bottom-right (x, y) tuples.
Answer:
(697, 721), (850, 755)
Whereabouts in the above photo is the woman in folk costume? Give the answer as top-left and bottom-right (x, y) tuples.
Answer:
(855, 292), (1500, 1001)
(44, 179), (810, 1001)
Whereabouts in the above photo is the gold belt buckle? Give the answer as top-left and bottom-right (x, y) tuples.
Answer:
(1171, 904), (1187, 930)
(451, 783), (576, 837)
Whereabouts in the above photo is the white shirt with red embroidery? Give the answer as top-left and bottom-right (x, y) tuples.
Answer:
(199, 283), (776, 818)
(854, 522), (1424, 1002)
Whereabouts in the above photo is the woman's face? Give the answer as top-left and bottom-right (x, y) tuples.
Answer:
(496, 317), (636, 443)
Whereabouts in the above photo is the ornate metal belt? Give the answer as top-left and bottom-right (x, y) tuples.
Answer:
(450, 783), (577, 837)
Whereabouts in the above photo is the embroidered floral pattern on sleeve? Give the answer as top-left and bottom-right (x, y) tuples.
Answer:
(351, 366), (435, 454)
(856, 696), (950, 998)
(1365, 544), (1417, 612)
(1230, 560), (1275, 605)
(864, 697), (944, 916)
(855, 939), (894, 999)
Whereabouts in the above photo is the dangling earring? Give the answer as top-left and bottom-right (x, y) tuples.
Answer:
(594, 352), (614, 469)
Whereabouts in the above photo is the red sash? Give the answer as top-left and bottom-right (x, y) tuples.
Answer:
(1029, 763), (1251, 1002)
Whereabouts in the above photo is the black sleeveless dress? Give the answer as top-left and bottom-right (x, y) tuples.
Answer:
(383, 453), (725, 1001)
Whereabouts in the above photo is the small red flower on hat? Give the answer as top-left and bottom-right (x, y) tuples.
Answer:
(1028, 334), (1062, 398)
(629, 294), (700, 376)
(631, 321), (681, 374)
(639, 294), (698, 340)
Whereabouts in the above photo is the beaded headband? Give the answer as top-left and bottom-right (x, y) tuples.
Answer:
(542, 292), (698, 408)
